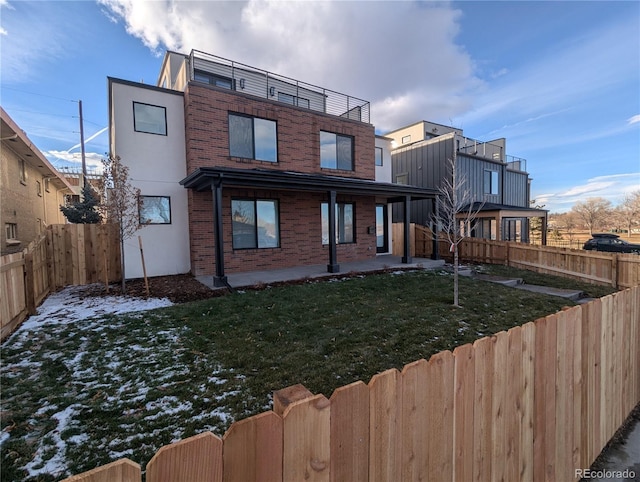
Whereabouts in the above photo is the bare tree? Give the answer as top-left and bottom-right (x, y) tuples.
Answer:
(571, 197), (612, 235)
(100, 154), (141, 292)
(617, 190), (640, 238)
(432, 156), (484, 307)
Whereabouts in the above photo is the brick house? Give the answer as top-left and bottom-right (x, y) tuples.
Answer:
(1, 107), (75, 255)
(109, 50), (435, 283)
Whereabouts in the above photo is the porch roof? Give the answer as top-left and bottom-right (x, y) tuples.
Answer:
(180, 166), (438, 201)
(461, 201), (548, 218)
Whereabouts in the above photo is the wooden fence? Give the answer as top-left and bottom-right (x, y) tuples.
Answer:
(0, 224), (121, 341)
(407, 224), (640, 289)
(63, 285), (640, 482)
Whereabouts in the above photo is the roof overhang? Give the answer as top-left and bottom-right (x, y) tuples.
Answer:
(460, 202), (548, 218)
(180, 167), (437, 202)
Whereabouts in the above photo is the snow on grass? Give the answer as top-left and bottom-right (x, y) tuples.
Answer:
(0, 285), (241, 480)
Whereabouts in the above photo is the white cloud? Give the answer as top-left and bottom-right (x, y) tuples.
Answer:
(628, 115), (640, 125)
(97, 0), (479, 132)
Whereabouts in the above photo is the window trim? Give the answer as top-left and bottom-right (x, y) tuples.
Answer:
(44, 177), (50, 192)
(194, 70), (236, 90)
(5, 223), (18, 240)
(321, 201), (355, 245)
(402, 135), (411, 144)
(375, 147), (383, 166)
(36, 180), (42, 197)
(133, 101), (167, 136)
(228, 113), (278, 163)
(19, 159), (27, 184)
(320, 131), (354, 171)
(231, 198), (280, 250)
(139, 195), (172, 225)
(278, 92), (310, 109)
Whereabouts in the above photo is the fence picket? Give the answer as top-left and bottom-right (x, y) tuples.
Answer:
(452, 343), (474, 482)
(400, 359), (429, 481)
(426, 351), (454, 482)
(520, 322), (535, 481)
(329, 381), (369, 482)
(61, 459), (140, 482)
(146, 432), (222, 482)
(368, 369), (401, 482)
(222, 411), (283, 482)
(473, 336), (494, 481)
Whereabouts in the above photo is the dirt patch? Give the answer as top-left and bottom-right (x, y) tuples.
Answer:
(82, 274), (222, 304)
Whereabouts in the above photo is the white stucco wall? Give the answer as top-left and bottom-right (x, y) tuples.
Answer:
(375, 136), (393, 255)
(110, 80), (190, 278)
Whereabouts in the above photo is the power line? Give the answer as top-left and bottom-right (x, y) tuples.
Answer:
(1, 86), (77, 103)
(2, 107), (78, 119)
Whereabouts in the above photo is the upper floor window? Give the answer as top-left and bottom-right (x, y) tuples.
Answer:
(402, 135), (411, 144)
(5, 223), (17, 240)
(395, 173), (408, 185)
(139, 196), (171, 224)
(36, 181), (42, 197)
(321, 202), (354, 244)
(375, 147), (383, 166)
(231, 199), (280, 249)
(229, 114), (278, 162)
(484, 170), (499, 195)
(133, 102), (167, 135)
(320, 131), (353, 170)
(19, 159), (27, 184)
(44, 178), (50, 192)
(195, 70), (235, 90)
(278, 92), (310, 109)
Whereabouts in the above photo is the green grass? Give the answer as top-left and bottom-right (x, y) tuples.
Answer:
(0, 267), (620, 481)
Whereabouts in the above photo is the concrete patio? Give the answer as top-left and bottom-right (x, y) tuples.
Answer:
(196, 255), (445, 290)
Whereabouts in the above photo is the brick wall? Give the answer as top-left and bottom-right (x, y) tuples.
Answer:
(184, 83), (379, 276)
(189, 188), (377, 276)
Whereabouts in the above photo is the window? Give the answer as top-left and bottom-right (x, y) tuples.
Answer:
(5, 223), (17, 240)
(278, 92), (310, 109)
(194, 70), (235, 90)
(395, 173), (408, 185)
(232, 199), (279, 249)
(484, 170), (499, 195)
(139, 196), (171, 224)
(36, 181), (42, 196)
(133, 102), (167, 135)
(402, 135), (411, 144)
(321, 202), (354, 244)
(44, 178), (50, 192)
(375, 147), (383, 166)
(320, 131), (353, 170)
(19, 160), (27, 183)
(229, 114), (278, 162)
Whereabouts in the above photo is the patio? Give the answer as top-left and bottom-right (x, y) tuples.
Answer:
(196, 254), (445, 290)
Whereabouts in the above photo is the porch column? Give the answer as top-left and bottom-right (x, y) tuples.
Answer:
(402, 195), (412, 264)
(212, 180), (228, 287)
(541, 213), (548, 245)
(431, 196), (439, 260)
(327, 190), (340, 273)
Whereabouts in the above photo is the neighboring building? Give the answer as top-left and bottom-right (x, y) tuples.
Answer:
(385, 120), (547, 243)
(1, 107), (75, 255)
(109, 50), (435, 283)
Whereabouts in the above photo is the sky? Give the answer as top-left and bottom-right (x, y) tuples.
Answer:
(1, 0), (638, 213)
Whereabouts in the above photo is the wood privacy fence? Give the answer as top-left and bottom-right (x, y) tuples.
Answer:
(402, 224), (640, 289)
(64, 286), (640, 482)
(0, 224), (121, 340)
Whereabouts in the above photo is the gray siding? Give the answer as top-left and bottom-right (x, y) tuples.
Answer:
(504, 170), (529, 207)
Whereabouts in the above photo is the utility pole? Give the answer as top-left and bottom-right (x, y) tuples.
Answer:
(78, 100), (87, 186)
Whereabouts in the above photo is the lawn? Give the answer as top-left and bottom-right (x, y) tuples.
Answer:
(0, 266), (618, 481)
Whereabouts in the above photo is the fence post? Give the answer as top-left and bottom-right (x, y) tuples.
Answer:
(23, 251), (36, 315)
(611, 254), (618, 289)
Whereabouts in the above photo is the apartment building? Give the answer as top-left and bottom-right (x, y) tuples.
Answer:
(1, 108), (75, 255)
(386, 120), (547, 243)
(109, 50), (435, 283)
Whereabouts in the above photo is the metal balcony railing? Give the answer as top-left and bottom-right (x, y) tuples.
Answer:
(189, 50), (370, 124)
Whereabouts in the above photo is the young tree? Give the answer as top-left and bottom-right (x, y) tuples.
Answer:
(432, 156), (484, 308)
(60, 183), (102, 224)
(101, 154), (141, 293)
(571, 197), (612, 235)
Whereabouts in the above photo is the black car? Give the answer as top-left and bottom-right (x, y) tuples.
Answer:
(582, 233), (640, 254)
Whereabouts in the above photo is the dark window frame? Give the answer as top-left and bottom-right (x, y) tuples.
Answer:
(320, 131), (354, 171)
(375, 147), (383, 166)
(194, 70), (236, 90)
(321, 201), (356, 245)
(278, 92), (310, 109)
(228, 113), (278, 163)
(133, 101), (167, 136)
(231, 198), (280, 250)
(139, 195), (172, 225)
(484, 169), (499, 195)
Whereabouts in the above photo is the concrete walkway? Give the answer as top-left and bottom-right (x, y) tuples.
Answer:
(196, 255), (445, 290)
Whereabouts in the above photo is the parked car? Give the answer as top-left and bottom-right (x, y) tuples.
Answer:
(582, 233), (640, 254)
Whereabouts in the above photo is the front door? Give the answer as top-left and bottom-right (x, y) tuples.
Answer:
(376, 205), (388, 253)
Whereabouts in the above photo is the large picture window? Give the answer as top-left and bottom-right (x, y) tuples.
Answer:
(232, 199), (280, 249)
(229, 114), (277, 162)
(320, 131), (353, 170)
(484, 170), (499, 195)
(139, 196), (171, 224)
(133, 102), (167, 135)
(321, 202), (354, 245)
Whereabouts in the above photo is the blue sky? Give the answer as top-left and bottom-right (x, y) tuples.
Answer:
(1, 0), (638, 213)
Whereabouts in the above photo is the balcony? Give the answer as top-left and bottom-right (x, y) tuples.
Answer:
(188, 50), (370, 124)
(456, 137), (527, 172)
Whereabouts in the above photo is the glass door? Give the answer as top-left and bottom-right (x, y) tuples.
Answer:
(376, 205), (388, 253)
